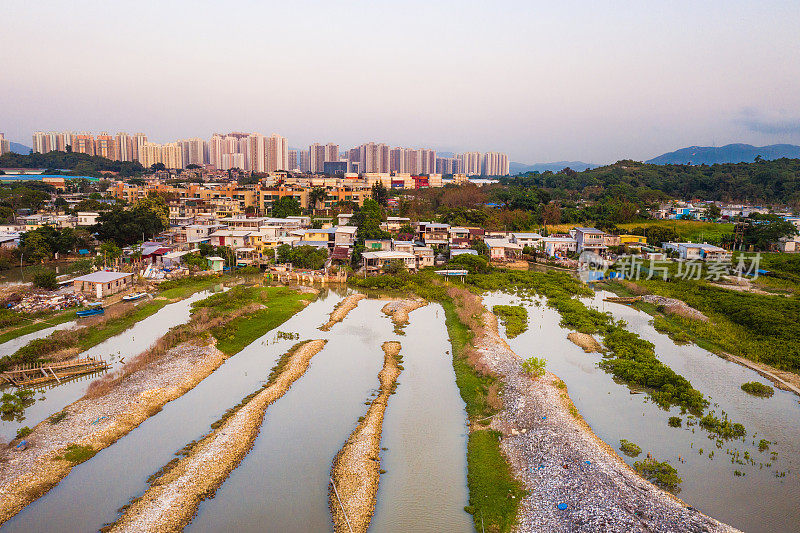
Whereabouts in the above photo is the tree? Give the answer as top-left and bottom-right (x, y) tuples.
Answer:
(92, 196), (168, 246)
(271, 196), (301, 218)
(19, 232), (51, 263)
(151, 162), (166, 172)
(542, 203), (562, 225)
(706, 204), (721, 219)
(309, 187), (327, 211)
(98, 241), (122, 269)
(371, 182), (389, 207)
(275, 244), (328, 270)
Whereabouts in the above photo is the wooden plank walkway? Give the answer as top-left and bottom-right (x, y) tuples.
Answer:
(1, 357), (110, 388)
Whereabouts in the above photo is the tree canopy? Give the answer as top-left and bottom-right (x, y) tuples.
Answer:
(92, 196), (169, 246)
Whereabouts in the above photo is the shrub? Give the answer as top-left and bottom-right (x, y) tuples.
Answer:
(33, 270), (58, 290)
(492, 305), (528, 338)
(16, 426), (32, 439)
(741, 381), (774, 398)
(634, 457), (682, 492)
(619, 439), (642, 457)
(668, 416), (682, 427)
(521, 356), (546, 377)
(699, 413), (746, 439)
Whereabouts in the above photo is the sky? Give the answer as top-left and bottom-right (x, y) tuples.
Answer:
(2, 0), (799, 164)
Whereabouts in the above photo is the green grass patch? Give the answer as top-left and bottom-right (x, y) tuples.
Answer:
(699, 412), (746, 439)
(652, 316), (692, 344)
(0, 308), (78, 345)
(204, 286), (314, 356)
(492, 305), (528, 338)
(741, 381), (774, 398)
(464, 429), (527, 533)
(441, 298), (498, 421)
(57, 444), (97, 464)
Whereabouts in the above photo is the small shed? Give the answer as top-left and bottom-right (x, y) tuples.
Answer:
(72, 271), (133, 298)
(207, 256), (225, 272)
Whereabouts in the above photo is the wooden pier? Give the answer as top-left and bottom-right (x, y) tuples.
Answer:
(1, 357), (110, 388)
(603, 296), (641, 304)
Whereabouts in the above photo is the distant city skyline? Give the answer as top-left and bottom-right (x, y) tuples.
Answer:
(26, 130), (510, 176)
(2, 1), (799, 164)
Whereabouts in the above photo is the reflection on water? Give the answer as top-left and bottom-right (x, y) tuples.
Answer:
(483, 290), (800, 533)
(7, 292), (473, 532)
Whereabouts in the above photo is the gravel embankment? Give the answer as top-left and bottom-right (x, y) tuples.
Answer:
(475, 304), (738, 533)
(640, 295), (708, 322)
(381, 298), (427, 328)
(111, 339), (328, 533)
(329, 341), (401, 533)
(0, 341), (227, 525)
(320, 293), (366, 331)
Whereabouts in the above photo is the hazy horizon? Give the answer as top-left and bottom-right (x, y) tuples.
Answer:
(2, 0), (799, 164)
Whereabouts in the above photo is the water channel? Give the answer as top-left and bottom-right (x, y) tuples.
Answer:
(483, 289), (800, 533)
(0, 288), (221, 442)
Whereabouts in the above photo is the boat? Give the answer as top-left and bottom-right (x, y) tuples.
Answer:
(122, 292), (148, 302)
(76, 303), (104, 317)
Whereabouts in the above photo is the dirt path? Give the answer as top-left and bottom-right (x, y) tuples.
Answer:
(110, 339), (328, 533)
(320, 293), (366, 331)
(454, 288), (737, 532)
(0, 341), (227, 525)
(329, 341), (401, 533)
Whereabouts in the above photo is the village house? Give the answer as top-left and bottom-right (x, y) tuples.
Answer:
(510, 232), (542, 248)
(72, 271), (133, 298)
(76, 211), (100, 226)
(484, 238), (523, 262)
(663, 242), (732, 262)
(361, 250), (417, 273)
(540, 236), (577, 257)
(417, 222), (450, 246)
(572, 227), (607, 256)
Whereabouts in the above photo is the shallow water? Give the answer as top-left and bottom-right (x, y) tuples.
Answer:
(0, 320), (76, 359)
(483, 290), (800, 533)
(3, 290), (346, 532)
(0, 289), (219, 442)
(370, 303), (472, 532)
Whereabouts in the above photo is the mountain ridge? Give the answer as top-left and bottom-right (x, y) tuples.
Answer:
(646, 143), (800, 165)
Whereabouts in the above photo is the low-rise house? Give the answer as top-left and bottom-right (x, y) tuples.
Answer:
(417, 222), (450, 246)
(334, 226), (358, 247)
(540, 236), (577, 257)
(0, 232), (20, 249)
(663, 242), (732, 262)
(510, 232), (542, 248)
(776, 236), (800, 253)
(392, 240), (415, 254)
(207, 256), (225, 272)
(572, 227), (607, 256)
(413, 246), (435, 269)
(364, 239), (392, 252)
(209, 229), (252, 249)
(72, 271), (133, 298)
(484, 238), (522, 261)
(362, 250), (417, 273)
(382, 217), (411, 233)
(76, 211), (100, 226)
(337, 213), (354, 226)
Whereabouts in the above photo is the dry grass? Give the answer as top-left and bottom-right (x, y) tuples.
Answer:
(84, 303), (263, 399)
(485, 382), (503, 410)
(620, 280), (649, 296)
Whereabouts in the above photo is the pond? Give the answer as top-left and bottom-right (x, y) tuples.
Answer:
(482, 290), (800, 533)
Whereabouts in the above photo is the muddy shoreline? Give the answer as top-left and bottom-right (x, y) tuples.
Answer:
(329, 341), (401, 533)
(110, 339), (327, 532)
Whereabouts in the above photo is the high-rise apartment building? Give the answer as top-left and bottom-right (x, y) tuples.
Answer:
(162, 142), (184, 169)
(0, 133), (10, 156)
(299, 150), (311, 173)
(482, 152), (509, 176)
(324, 143), (339, 164)
(288, 150), (298, 171)
(71, 134), (96, 156)
(267, 133), (289, 172)
(139, 142), (162, 169)
(116, 132), (135, 162)
(181, 137), (207, 167)
(459, 152), (482, 176)
(246, 133), (266, 173)
(94, 132), (117, 160)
